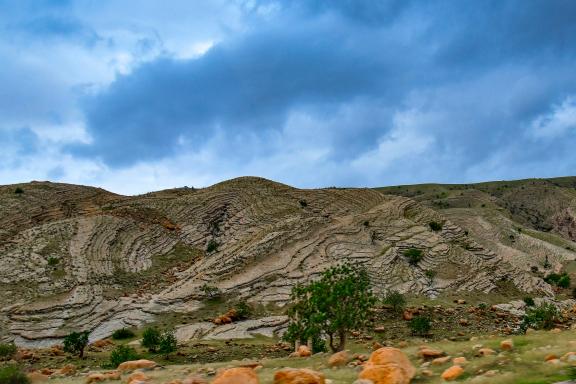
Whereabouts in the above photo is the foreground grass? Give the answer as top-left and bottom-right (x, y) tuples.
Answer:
(49, 329), (576, 384)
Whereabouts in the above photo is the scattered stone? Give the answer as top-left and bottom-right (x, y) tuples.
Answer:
(213, 367), (259, 384)
(417, 347), (445, 359)
(127, 372), (149, 384)
(431, 356), (451, 365)
(328, 350), (351, 367)
(452, 357), (468, 365)
(85, 371), (121, 384)
(500, 339), (513, 351)
(421, 369), (434, 377)
(478, 348), (495, 357)
(441, 365), (464, 381)
(274, 368), (325, 384)
(117, 360), (157, 372)
(358, 347), (415, 384)
(290, 345), (312, 358)
(545, 354), (559, 361)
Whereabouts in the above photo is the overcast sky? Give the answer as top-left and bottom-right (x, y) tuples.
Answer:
(1, 0), (575, 194)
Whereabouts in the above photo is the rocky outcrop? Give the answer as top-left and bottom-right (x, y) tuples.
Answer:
(0, 177), (555, 345)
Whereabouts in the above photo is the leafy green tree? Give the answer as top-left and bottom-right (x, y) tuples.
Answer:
(158, 330), (178, 355)
(110, 345), (138, 367)
(285, 264), (376, 352)
(0, 343), (17, 360)
(63, 331), (89, 358)
(142, 327), (161, 353)
(383, 290), (406, 314)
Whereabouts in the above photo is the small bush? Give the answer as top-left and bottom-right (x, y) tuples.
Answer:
(110, 345), (138, 368)
(0, 365), (29, 384)
(404, 248), (423, 265)
(428, 221), (442, 231)
(200, 283), (221, 299)
(142, 327), (161, 353)
(521, 303), (559, 331)
(111, 328), (135, 340)
(409, 316), (432, 336)
(234, 301), (252, 320)
(523, 297), (535, 307)
(298, 199), (307, 208)
(158, 330), (177, 355)
(425, 270), (436, 280)
(558, 274), (571, 288)
(14, 187), (24, 195)
(0, 343), (17, 360)
(63, 331), (89, 358)
(530, 266), (539, 273)
(477, 302), (488, 310)
(383, 290), (406, 314)
(544, 272), (571, 288)
(206, 239), (219, 253)
(47, 257), (60, 266)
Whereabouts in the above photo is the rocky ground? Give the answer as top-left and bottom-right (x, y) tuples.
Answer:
(9, 327), (576, 383)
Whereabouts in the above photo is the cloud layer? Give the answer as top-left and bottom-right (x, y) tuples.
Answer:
(1, 0), (576, 193)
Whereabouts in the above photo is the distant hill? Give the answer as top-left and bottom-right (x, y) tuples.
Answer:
(2, 176), (574, 346)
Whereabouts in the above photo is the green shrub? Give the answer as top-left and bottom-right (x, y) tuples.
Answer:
(404, 248), (423, 265)
(63, 331), (89, 358)
(111, 328), (135, 340)
(523, 297), (535, 307)
(234, 301), (252, 320)
(158, 330), (177, 355)
(544, 272), (571, 288)
(200, 284), (221, 299)
(141, 327), (161, 353)
(383, 291), (406, 314)
(477, 302), (488, 310)
(425, 270), (436, 280)
(0, 365), (29, 384)
(0, 343), (17, 360)
(428, 221), (442, 231)
(206, 239), (219, 253)
(47, 257), (60, 266)
(521, 303), (559, 331)
(409, 316), (432, 336)
(298, 199), (308, 208)
(14, 187), (23, 195)
(110, 345), (138, 367)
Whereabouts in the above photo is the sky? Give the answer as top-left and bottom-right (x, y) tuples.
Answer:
(1, 0), (576, 195)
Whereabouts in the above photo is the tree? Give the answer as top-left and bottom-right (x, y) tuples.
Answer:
(63, 331), (89, 358)
(285, 264), (376, 353)
(521, 303), (559, 331)
(409, 316), (432, 336)
(158, 330), (178, 355)
(142, 327), (161, 353)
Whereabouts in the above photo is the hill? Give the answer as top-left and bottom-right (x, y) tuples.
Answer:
(1, 176), (574, 346)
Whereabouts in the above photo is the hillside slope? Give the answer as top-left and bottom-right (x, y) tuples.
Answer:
(0, 177), (566, 346)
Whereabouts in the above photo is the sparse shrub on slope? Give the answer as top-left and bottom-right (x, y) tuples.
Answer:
(110, 345), (138, 367)
(112, 328), (135, 340)
(142, 327), (161, 353)
(0, 365), (29, 384)
(428, 221), (443, 231)
(521, 303), (559, 331)
(404, 248), (423, 265)
(383, 290), (406, 314)
(409, 316), (432, 336)
(158, 329), (177, 355)
(0, 343), (17, 360)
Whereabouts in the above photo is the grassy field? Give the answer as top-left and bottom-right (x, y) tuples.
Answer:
(46, 329), (576, 384)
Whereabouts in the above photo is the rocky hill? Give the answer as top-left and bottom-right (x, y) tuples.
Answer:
(1, 176), (574, 346)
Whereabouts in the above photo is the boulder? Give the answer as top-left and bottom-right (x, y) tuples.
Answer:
(85, 371), (121, 383)
(182, 375), (208, 384)
(358, 347), (415, 384)
(478, 348), (495, 357)
(117, 359), (157, 372)
(213, 367), (259, 384)
(328, 350), (351, 367)
(431, 356), (451, 365)
(274, 368), (325, 384)
(452, 357), (467, 365)
(127, 372), (150, 384)
(291, 345), (312, 357)
(58, 364), (77, 376)
(26, 372), (49, 383)
(441, 365), (464, 381)
(417, 347), (445, 359)
(500, 339), (513, 351)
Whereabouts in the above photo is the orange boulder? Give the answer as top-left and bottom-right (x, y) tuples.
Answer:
(117, 359), (157, 372)
(212, 367), (259, 384)
(358, 347), (415, 384)
(441, 365), (464, 381)
(274, 368), (325, 384)
(328, 350), (351, 367)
